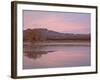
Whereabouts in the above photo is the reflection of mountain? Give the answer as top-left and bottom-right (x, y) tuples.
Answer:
(24, 51), (53, 59)
(23, 28), (90, 42)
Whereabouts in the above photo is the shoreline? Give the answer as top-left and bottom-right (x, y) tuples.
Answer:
(24, 41), (90, 46)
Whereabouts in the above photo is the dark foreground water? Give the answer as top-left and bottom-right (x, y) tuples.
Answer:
(23, 43), (90, 69)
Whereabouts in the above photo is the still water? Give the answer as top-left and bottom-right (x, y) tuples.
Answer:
(23, 44), (90, 69)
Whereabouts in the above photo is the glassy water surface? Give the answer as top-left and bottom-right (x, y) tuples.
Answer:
(23, 43), (90, 69)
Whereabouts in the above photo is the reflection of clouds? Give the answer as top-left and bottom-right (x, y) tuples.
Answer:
(36, 50), (90, 66)
(23, 45), (90, 69)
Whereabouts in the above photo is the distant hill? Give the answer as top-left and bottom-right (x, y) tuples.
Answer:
(23, 28), (90, 42)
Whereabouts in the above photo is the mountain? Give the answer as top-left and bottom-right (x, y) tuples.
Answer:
(23, 28), (90, 42)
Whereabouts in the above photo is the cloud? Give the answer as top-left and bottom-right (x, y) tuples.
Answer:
(23, 10), (90, 34)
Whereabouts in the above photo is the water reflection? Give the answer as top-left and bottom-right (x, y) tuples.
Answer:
(23, 44), (90, 69)
(24, 51), (53, 60)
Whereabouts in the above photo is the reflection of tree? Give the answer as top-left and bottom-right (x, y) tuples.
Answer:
(24, 51), (52, 60)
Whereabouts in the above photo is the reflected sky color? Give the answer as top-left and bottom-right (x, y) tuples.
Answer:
(23, 45), (90, 69)
(23, 10), (91, 34)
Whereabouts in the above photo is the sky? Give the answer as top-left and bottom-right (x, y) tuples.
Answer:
(23, 10), (91, 34)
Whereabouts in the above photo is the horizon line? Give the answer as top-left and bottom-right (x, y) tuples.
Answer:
(23, 28), (90, 35)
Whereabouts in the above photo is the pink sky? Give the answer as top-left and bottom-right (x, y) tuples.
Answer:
(23, 10), (91, 34)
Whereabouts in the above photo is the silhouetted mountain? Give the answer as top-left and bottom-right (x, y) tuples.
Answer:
(23, 28), (90, 42)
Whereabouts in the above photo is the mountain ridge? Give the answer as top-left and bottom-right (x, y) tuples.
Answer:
(23, 28), (90, 42)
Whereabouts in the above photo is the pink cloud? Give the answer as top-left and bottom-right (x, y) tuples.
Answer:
(23, 10), (90, 34)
